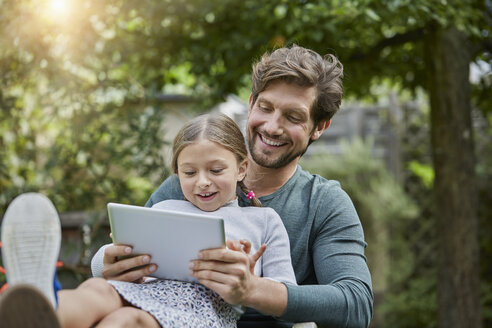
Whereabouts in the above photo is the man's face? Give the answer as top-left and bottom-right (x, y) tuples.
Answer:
(247, 81), (324, 169)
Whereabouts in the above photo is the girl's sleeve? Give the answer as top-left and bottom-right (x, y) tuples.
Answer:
(91, 243), (111, 277)
(260, 208), (297, 286)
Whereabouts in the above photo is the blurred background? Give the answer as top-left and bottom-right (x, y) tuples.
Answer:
(0, 0), (491, 327)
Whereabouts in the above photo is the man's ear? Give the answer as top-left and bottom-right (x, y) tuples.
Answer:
(237, 159), (248, 181)
(310, 120), (331, 141)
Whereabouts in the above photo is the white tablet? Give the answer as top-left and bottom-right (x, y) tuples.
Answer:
(107, 202), (225, 282)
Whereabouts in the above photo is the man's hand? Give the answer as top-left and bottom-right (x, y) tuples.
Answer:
(228, 239), (267, 274)
(188, 239), (265, 305)
(102, 244), (157, 282)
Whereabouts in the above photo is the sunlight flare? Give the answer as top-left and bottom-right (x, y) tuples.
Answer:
(49, 0), (68, 15)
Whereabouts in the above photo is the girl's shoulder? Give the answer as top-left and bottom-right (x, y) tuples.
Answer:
(152, 199), (200, 213)
(223, 205), (281, 222)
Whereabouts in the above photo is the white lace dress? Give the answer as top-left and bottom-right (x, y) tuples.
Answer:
(109, 279), (239, 327)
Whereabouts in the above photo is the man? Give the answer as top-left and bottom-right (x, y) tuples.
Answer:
(94, 45), (373, 327)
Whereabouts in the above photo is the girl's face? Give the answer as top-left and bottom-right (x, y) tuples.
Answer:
(176, 139), (247, 212)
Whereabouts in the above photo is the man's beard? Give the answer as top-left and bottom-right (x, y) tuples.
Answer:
(247, 132), (308, 169)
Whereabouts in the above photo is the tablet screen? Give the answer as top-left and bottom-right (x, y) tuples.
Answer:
(107, 202), (225, 282)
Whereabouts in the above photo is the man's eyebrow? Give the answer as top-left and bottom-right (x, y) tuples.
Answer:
(256, 96), (272, 105)
(257, 95), (310, 114)
(287, 108), (308, 117)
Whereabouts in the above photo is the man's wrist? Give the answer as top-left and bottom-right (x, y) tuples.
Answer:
(243, 276), (288, 317)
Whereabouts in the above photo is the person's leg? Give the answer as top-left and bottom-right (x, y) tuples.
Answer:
(0, 278), (129, 328)
(0, 284), (60, 328)
(96, 306), (160, 328)
(57, 278), (125, 328)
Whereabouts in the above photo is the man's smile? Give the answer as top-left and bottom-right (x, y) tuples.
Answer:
(258, 133), (288, 147)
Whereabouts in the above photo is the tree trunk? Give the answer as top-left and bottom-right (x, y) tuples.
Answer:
(424, 25), (481, 328)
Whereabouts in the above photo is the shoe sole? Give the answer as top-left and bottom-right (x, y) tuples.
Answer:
(0, 284), (61, 328)
(1, 193), (61, 308)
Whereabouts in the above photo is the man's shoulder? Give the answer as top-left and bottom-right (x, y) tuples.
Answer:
(295, 165), (355, 211)
(146, 174), (183, 207)
(296, 165), (343, 194)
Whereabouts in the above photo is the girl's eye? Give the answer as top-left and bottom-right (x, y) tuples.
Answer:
(211, 168), (224, 174)
(183, 171), (195, 176)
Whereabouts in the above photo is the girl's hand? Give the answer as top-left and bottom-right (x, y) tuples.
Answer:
(102, 244), (157, 282)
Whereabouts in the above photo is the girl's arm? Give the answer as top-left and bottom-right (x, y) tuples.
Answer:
(91, 243), (156, 281)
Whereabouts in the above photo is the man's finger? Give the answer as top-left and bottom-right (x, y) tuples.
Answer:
(251, 244), (267, 263)
(240, 239), (252, 254)
(198, 247), (247, 263)
(190, 259), (248, 277)
(227, 239), (242, 252)
(191, 268), (240, 285)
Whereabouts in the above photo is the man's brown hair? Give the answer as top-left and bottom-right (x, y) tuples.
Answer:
(251, 45), (344, 125)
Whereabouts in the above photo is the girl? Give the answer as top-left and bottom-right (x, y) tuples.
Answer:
(1, 113), (296, 328)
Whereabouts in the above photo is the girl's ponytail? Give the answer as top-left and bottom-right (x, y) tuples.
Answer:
(238, 181), (262, 207)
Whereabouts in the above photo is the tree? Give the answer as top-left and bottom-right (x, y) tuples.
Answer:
(425, 25), (481, 327)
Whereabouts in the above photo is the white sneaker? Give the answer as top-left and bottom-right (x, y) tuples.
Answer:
(1, 193), (61, 308)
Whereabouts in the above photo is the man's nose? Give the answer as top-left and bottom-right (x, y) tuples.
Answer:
(263, 112), (283, 136)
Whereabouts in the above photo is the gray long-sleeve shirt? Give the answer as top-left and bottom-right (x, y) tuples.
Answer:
(143, 165), (373, 327)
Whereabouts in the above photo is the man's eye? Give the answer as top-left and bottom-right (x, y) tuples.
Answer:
(288, 116), (301, 123)
(259, 105), (272, 112)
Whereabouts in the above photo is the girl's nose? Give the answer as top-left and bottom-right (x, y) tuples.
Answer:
(197, 173), (211, 188)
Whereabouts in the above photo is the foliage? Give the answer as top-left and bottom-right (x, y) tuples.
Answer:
(77, 0), (489, 103)
(0, 0), (176, 213)
(397, 101), (492, 327)
(379, 274), (437, 328)
(1, 0), (490, 211)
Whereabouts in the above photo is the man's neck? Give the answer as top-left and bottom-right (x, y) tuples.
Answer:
(244, 156), (299, 197)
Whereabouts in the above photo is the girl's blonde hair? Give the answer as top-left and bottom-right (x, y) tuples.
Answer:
(172, 113), (261, 207)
